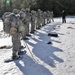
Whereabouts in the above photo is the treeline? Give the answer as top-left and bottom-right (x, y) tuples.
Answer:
(0, 0), (75, 17)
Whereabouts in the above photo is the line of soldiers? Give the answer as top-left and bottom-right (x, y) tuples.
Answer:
(2, 8), (54, 59)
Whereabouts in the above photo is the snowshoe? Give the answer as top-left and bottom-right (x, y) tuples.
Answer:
(20, 46), (26, 49)
(4, 55), (23, 63)
(30, 29), (35, 33)
(26, 34), (31, 37)
(22, 37), (29, 40)
(18, 50), (26, 55)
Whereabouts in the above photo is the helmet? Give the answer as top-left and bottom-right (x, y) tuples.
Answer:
(13, 9), (19, 14)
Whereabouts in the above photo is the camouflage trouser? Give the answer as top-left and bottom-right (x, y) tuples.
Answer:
(31, 20), (35, 32)
(42, 18), (45, 25)
(49, 17), (54, 22)
(12, 33), (21, 56)
(21, 30), (26, 38)
(45, 19), (47, 24)
(47, 17), (50, 23)
(25, 22), (29, 35)
(42, 18), (45, 26)
(21, 25), (26, 38)
(36, 18), (41, 28)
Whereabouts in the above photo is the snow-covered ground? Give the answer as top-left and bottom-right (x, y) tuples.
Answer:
(0, 17), (75, 75)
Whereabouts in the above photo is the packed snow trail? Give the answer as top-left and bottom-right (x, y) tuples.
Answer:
(0, 17), (75, 75)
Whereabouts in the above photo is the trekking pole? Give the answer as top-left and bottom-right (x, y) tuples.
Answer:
(20, 32), (34, 58)
(24, 41), (34, 58)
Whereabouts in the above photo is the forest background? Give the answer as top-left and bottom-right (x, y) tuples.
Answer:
(0, 0), (75, 17)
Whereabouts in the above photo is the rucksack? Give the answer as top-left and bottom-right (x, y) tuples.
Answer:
(3, 13), (19, 34)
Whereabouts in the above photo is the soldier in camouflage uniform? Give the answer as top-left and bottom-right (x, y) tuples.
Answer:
(25, 8), (31, 36)
(3, 12), (25, 59)
(36, 9), (42, 29)
(43, 11), (47, 25)
(42, 11), (46, 26)
(49, 11), (54, 22)
(30, 10), (36, 33)
(41, 11), (44, 26)
(47, 10), (50, 23)
(19, 9), (29, 40)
